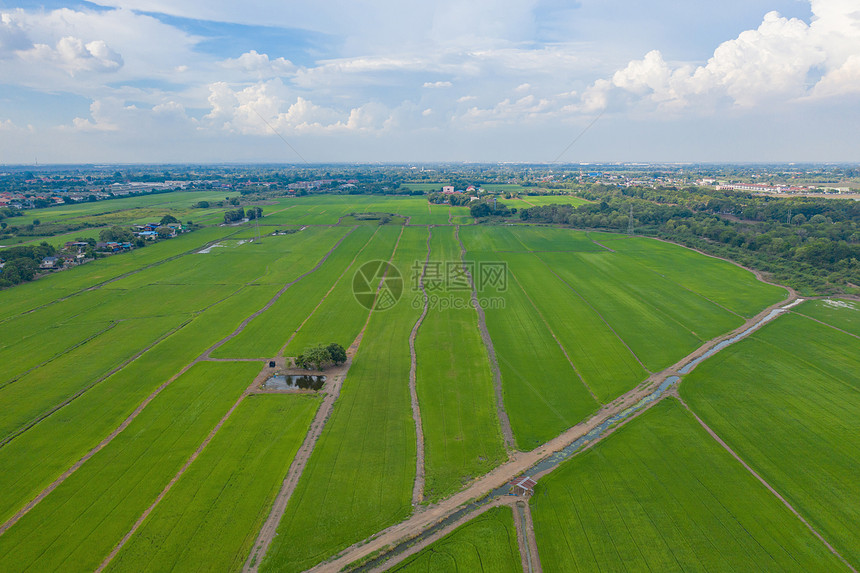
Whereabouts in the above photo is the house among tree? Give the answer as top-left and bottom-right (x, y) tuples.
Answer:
(39, 256), (59, 269)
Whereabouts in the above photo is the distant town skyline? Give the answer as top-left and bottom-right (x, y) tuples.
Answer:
(1, 0), (859, 163)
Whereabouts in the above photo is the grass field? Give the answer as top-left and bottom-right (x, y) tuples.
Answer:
(503, 252), (647, 401)
(590, 232), (788, 317)
(106, 393), (320, 572)
(390, 506), (521, 572)
(261, 227), (424, 573)
(213, 226), (376, 358)
(0, 191), (813, 572)
(415, 226), (505, 500)
(468, 250), (602, 449)
(0, 283), (279, 525)
(0, 314), (185, 442)
(531, 399), (848, 572)
(0, 361), (259, 572)
(794, 298), (860, 336)
(282, 225), (401, 356)
(681, 308), (860, 568)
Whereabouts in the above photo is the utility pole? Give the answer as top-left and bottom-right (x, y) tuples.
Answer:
(627, 203), (635, 235)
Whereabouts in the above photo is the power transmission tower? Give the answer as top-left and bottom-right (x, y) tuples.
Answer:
(627, 203), (635, 235)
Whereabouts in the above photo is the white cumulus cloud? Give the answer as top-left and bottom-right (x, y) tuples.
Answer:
(581, 0), (860, 112)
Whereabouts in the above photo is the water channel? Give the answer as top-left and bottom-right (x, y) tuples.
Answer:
(351, 299), (802, 572)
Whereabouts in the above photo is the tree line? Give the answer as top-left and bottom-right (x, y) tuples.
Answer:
(520, 185), (860, 295)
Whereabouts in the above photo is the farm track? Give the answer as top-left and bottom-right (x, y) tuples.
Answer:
(308, 293), (806, 573)
(407, 227), (432, 505)
(676, 395), (857, 573)
(0, 228), (354, 538)
(455, 225), (516, 450)
(244, 226), (407, 573)
(0, 226), (245, 325)
(278, 226), (379, 356)
(515, 500), (543, 573)
(507, 267), (600, 404)
(363, 498), (511, 573)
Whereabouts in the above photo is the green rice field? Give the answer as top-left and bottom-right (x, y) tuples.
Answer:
(390, 506), (521, 572)
(531, 399), (849, 572)
(1, 190), (845, 572)
(681, 306), (860, 569)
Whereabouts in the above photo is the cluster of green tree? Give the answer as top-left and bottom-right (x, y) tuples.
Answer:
(427, 192), (471, 206)
(294, 343), (347, 371)
(224, 207), (246, 223)
(0, 207), (22, 225)
(0, 243), (57, 288)
(470, 199), (517, 219)
(520, 186), (860, 294)
(246, 207), (263, 220)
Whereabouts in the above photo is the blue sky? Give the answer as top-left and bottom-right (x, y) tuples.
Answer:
(0, 0), (858, 163)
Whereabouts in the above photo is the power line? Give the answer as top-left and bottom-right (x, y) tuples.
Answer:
(250, 108), (311, 165)
(550, 108), (605, 164)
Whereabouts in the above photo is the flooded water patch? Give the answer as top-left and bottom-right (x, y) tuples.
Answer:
(263, 374), (326, 391)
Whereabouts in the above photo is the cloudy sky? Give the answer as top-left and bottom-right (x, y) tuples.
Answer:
(0, 0), (858, 163)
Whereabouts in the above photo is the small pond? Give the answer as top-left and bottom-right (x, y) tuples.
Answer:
(264, 374), (326, 391)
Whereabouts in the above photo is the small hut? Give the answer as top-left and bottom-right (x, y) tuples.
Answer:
(509, 476), (537, 498)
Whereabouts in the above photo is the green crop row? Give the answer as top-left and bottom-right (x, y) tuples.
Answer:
(531, 399), (847, 572)
(681, 308), (860, 568)
(261, 227), (425, 572)
(415, 226), (506, 501)
(0, 361), (259, 572)
(106, 393), (320, 572)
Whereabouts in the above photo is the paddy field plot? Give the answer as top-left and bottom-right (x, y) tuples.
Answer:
(531, 399), (848, 572)
(282, 225), (401, 356)
(0, 314), (185, 443)
(467, 250), (603, 449)
(0, 283), (279, 525)
(390, 505), (522, 573)
(515, 194), (589, 207)
(0, 361), (259, 573)
(501, 251), (647, 401)
(213, 225), (377, 358)
(681, 308), (860, 568)
(794, 298), (860, 336)
(106, 393), (320, 573)
(415, 226), (505, 500)
(590, 232), (788, 317)
(262, 227), (426, 573)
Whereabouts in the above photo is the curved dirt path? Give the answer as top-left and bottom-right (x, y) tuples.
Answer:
(307, 295), (804, 573)
(407, 226), (432, 505)
(455, 225), (516, 450)
(244, 226), (407, 573)
(0, 230), (354, 538)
